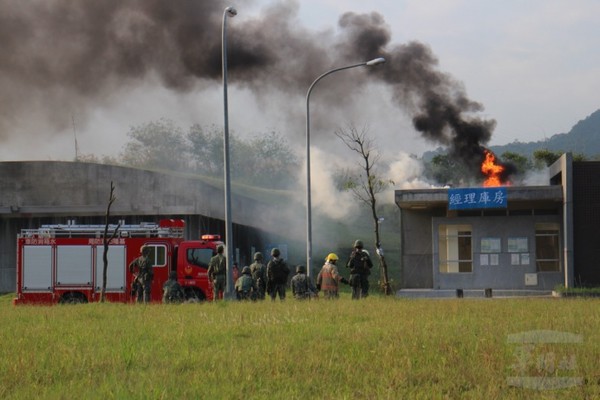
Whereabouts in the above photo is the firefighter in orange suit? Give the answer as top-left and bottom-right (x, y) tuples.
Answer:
(316, 253), (349, 299)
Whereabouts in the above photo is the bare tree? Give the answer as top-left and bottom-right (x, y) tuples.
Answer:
(100, 181), (121, 302)
(335, 123), (393, 295)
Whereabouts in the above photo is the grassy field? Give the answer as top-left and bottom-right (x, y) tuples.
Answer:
(1, 292), (599, 399)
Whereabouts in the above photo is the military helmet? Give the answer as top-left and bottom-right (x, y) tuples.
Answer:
(353, 240), (364, 249)
(140, 245), (150, 254)
(296, 265), (305, 273)
(325, 253), (339, 262)
(242, 266), (251, 275)
(216, 244), (224, 253)
(271, 248), (280, 257)
(254, 252), (263, 261)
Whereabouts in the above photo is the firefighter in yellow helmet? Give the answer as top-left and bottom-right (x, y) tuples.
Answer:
(316, 253), (349, 299)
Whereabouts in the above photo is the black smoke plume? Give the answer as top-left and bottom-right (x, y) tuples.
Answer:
(0, 0), (511, 182)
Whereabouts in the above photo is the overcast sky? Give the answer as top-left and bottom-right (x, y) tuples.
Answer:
(0, 0), (598, 162)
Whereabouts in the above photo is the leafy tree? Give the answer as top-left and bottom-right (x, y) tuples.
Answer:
(187, 124), (227, 176)
(501, 152), (531, 174)
(119, 119), (189, 171)
(500, 151), (531, 182)
(230, 135), (254, 182)
(244, 131), (299, 189)
(533, 149), (562, 168)
(424, 153), (470, 186)
(187, 127), (299, 189)
(332, 167), (355, 191)
(335, 123), (393, 295)
(117, 119), (299, 190)
(532, 149), (587, 168)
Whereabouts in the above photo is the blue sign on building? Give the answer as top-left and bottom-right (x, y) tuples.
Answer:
(448, 187), (507, 210)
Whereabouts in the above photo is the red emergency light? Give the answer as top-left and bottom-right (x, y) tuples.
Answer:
(159, 219), (185, 228)
(201, 234), (221, 241)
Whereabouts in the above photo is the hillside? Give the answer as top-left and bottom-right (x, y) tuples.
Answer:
(489, 109), (600, 157)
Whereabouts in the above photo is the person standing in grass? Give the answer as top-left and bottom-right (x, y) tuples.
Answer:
(128, 244), (154, 303)
(249, 252), (267, 300)
(207, 244), (226, 301)
(346, 240), (373, 300)
(235, 266), (256, 300)
(291, 265), (316, 300)
(232, 262), (240, 283)
(266, 247), (290, 301)
(162, 271), (185, 304)
(317, 253), (349, 299)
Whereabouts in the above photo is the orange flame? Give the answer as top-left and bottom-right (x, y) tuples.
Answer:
(481, 149), (505, 187)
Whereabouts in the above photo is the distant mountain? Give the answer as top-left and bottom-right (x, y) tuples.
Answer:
(422, 109), (600, 161)
(489, 109), (600, 158)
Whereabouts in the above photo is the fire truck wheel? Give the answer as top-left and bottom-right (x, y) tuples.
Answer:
(58, 292), (88, 304)
(184, 287), (205, 303)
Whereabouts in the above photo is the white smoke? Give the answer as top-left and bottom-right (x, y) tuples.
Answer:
(301, 148), (360, 219)
(522, 167), (550, 186)
(304, 148), (437, 216)
(387, 152), (437, 190)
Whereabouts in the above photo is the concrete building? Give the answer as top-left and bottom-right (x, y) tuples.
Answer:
(395, 153), (600, 295)
(0, 161), (286, 293)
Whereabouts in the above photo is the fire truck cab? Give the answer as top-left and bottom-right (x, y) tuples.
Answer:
(13, 219), (222, 305)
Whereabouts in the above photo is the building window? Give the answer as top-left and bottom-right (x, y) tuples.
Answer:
(439, 224), (472, 273)
(535, 223), (560, 272)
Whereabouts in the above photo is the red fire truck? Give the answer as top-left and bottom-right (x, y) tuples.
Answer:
(13, 219), (223, 305)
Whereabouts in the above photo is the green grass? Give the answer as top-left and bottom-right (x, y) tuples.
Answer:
(1, 293), (599, 399)
(554, 285), (600, 296)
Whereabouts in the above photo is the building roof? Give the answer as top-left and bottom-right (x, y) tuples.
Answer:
(395, 185), (563, 210)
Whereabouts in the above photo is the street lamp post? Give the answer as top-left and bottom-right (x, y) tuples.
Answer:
(222, 6), (237, 298)
(305, 57), (385, 278)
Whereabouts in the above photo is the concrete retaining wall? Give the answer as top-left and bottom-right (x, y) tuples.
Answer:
(0, 161), (291, 292)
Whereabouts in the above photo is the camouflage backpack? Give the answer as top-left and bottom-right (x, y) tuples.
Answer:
(292, 274), (309, 295)
(239, 274), (254, 293)
(163, 281), (184, 303)
(251, 262), (266, 283)
(212, 255), (226, 275)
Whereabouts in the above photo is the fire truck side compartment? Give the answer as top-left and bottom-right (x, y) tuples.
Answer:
(22, 245), (52, 291)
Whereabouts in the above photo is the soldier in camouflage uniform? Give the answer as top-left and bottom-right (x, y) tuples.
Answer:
(346, 240), (373, 300)
(207, 244), (226, 301)
(128, 244), (154, 303)
(290, 265), (316, 300)
(235, 266), (256, 300)
(249, 252), (267, 300)
(266, 248), (290, 301)
(162, 271), (185, 304)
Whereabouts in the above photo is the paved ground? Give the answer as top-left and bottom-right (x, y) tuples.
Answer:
(396, 289), (554, 299)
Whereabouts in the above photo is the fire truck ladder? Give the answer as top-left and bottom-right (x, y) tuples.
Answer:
(19, 220), (185, 239)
